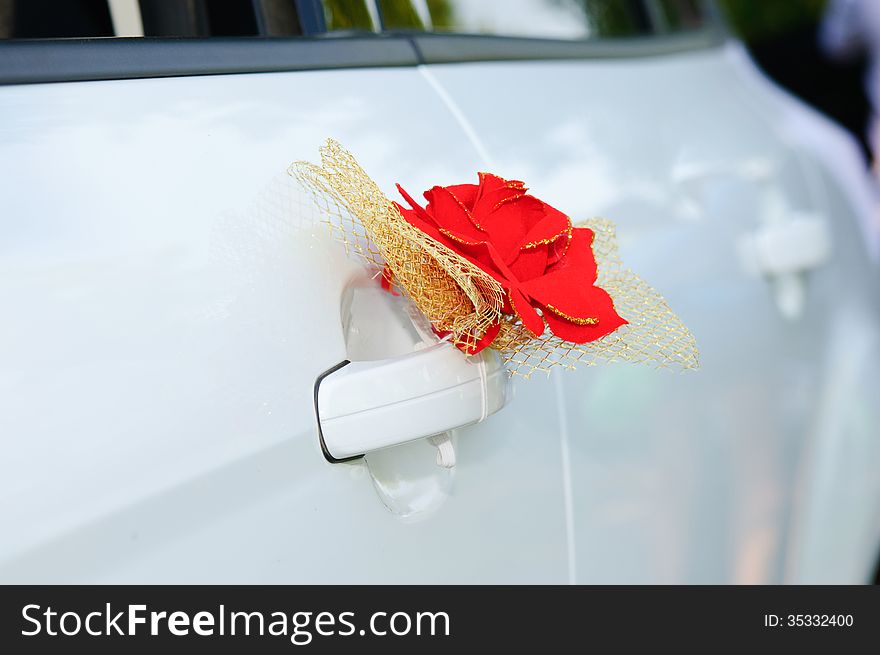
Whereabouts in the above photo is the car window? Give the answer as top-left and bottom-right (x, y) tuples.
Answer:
(380, 0), (709, 39)
(385, 0), (635, 39)
(0, 0), (116, 38)
(0, 0), (294, 38)
(0, 0), (721, 85)
(0, 0), (711, 40)
(655, 0), (706, 32)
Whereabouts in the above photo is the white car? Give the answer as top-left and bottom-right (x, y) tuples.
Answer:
(1, 0), (879, 584)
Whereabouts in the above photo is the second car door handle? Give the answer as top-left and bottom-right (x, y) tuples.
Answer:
(314, 342), (510, 462)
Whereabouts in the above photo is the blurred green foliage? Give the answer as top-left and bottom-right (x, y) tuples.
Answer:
(425, 0), (455, 30)
(379, 0), (423, 29)
(322, 0), (373, 31)
(717, 0), (828, 42)
(583, 0), (645, 36)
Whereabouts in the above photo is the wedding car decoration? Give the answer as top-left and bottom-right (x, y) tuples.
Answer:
(291, 140), (698, 377)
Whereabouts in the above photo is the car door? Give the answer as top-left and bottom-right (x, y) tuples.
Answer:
(425, 41), (880, 582)
(0, 52), (576, 580)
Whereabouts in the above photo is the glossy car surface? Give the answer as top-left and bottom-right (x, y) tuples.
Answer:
(1, 0), (878, 583)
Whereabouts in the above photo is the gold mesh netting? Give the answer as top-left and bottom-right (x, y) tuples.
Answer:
(290, 139), (699, 377)
(290, 140), (504, 352)
(493, 218), (699, 375)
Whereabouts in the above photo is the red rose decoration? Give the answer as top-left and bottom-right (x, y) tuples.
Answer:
(394, 172), (626, 353)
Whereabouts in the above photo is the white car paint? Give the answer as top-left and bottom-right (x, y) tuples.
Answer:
(0, 40), (878, 583)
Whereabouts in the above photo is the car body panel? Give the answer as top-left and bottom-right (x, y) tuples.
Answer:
(425, 44), (880, 582)
(0, 68), (570, 582)
(0, 41), (878, 583)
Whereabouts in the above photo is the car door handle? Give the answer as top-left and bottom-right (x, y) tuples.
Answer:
(736, 211), (831, 320)
(738, 212), (830, 277)
(673, 157), (832, 319)
(314, 342), (509, 462)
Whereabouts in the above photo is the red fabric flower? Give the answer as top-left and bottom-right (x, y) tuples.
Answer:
(394, 172), (626, 352)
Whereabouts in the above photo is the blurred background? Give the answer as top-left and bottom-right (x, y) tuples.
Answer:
(718, 0), (872, 162)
